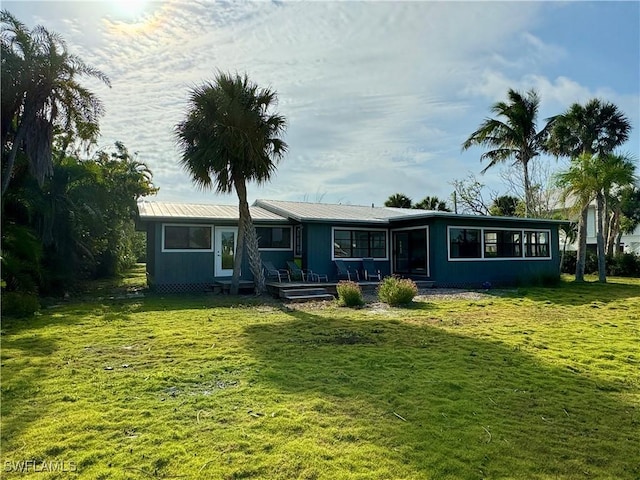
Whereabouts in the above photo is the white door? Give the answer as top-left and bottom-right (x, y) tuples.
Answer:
(214, 227), (238, 277)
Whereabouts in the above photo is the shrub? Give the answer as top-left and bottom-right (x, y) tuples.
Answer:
(377, 276), (418, 306)
(1, 292), (40, 318)
(607, 253), (640, 277)
(336, 281), (364, 307)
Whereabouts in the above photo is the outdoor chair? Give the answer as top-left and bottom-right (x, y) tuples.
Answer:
(335, 259), (359, 281)
(286, 261), (313, 282)
(362, 257), (381, 281)
(263, 261), (291, 282)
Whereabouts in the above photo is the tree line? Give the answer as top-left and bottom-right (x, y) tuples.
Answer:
(1, 11), (156, 313)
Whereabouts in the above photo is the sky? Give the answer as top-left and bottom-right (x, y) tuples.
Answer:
(5, 0), (640, 208)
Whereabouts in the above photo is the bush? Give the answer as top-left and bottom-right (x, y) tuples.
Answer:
(377, 276), (418, 306)
(1, 291), (40, 317)
(607, 253), (640, 277)
(336, 281), (364, 307)
(562, 251), (640, 277)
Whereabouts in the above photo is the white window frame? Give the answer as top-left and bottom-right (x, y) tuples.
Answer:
(331, 226), (389, 261)
(161, 223), (214, 253)
(255, 225), (294, 251)
(391, 226), (430, 277)
(447, 226), (552, 261)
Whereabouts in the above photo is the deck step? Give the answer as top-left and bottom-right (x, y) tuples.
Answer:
(280, 287), (335, 302)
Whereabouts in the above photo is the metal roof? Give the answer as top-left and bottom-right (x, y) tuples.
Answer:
(137, 200), (568, 225)
(137, 202), (287, 222)
(253, 199), (436, 223)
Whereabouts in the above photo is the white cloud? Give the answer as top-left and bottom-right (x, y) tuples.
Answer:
(4, 0), (638, 207)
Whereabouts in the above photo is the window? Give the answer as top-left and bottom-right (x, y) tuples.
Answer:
(256, 226), (292, 250)
(333, 229), (387, 259)
(525, 231), (549, 258)
(484, 230), (522, 258)
(449, 228), (481, 258)
(163, 225), (212, 251)
(448, 226), (551, 261)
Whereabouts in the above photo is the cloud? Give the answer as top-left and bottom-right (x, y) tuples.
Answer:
(4, 0), (637, 207)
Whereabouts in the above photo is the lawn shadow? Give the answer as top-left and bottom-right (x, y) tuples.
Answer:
(244, 307), (639, 479)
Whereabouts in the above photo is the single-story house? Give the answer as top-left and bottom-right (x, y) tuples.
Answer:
(137, 199), (566, 293)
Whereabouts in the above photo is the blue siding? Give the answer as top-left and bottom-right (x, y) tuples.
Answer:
(428, 218), (561, 287)
(144, 215), (562, 290)
(147, 222), (296, 290)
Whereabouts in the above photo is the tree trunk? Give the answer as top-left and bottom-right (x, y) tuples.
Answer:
(559, 235), (568, 275)
(595, 192), (607, 283)
(231, 177), (249, 295)
(606, 208), (620, 256)
(243, 219), (265, 295)
(523, 160), (531, 218)
(575, 206), (588, 282)
(1, 122), (27, 198)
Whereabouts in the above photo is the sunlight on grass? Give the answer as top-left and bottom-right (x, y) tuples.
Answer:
(1, 273), (638, 479)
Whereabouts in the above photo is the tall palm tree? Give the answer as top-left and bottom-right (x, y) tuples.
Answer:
(462, 89), (551, 218)
(175, 71), (287, 294)
(1, 10), (110, 198)
(547, 99), (632, 281)
(384, 193), (412, 208)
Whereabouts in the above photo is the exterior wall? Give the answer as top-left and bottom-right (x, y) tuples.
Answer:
(302, 222), (392, 281)
(146, 221), (296, 292)
(428, 218), (561, 288)
(145, 216), (562, 291)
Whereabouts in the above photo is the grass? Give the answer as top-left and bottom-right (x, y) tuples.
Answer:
(1, 265), (639, 479)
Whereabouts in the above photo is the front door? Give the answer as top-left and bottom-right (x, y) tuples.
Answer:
(214, 227), (238, 277)
(392, 228), (428, 276)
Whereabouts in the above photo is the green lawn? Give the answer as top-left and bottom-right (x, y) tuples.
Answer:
(1, 267), (639, 479)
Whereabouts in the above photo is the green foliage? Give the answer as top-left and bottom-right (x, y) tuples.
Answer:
(2, 141), (156, 296)
(561, 250), (640, 277)
(607, 253), (640, 277)
(336, 280), (364, 307)
(377, 276), (418, 306)
(1, 291), (40, 317)
(384, 193), (412, 208)
(1, 224), (42, 293)
(489, 195), (522, 217)
(413, 195), (451, 211)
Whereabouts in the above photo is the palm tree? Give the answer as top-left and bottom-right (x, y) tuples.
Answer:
(555, 154), (598, 281)
(175, 71), (287, 294)
(414, 195), (451, 211)
(384, 193), (412, 208)
(547, 99), (632, 281)
(592, 153), (636, 281)
(462, 88), (551, 218)
(1, 10), (110, 198)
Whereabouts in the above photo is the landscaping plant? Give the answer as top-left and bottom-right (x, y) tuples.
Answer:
(336, 280), (364, 307)
(377, 276), (418, 306)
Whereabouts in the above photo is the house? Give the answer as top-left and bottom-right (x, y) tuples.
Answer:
(581, 204), (640, 254)
(137, 199), (565, 293)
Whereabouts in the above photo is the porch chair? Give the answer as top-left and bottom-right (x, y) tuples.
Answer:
(362, 257), (381, 281)
(335, 259), (359, 281)
(286, 261), (312, 282)
(263, 261), (291, 282)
